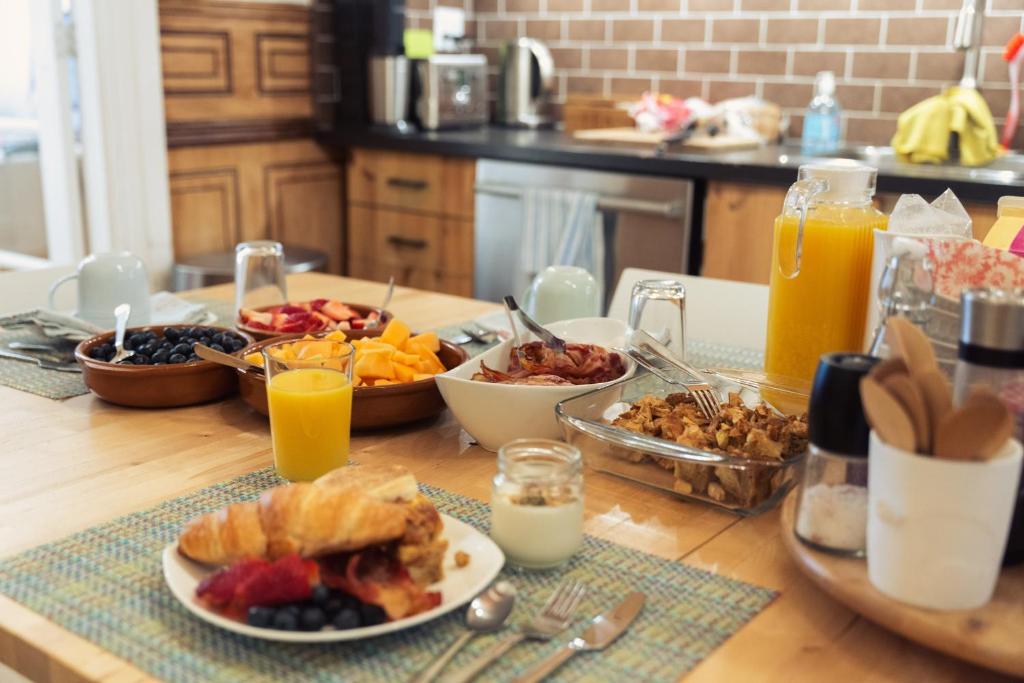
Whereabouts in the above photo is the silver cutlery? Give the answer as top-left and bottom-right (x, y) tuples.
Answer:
(443, 580), (586, 683)
(627, 329), (721, 420)
(0, 347), (81, 373)
(461, 323), (499, 345)
(503, 296), (567, 355)
(411, 581), (516, 683)
(7, 341), (77, 364)
(367, 277), (396, 329)
(512, 592), (646, 683)
(445, 331), (475, 346)
(110, 304), (135, 364)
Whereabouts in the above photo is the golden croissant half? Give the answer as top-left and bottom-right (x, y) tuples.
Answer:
(177, 464), (446, 578)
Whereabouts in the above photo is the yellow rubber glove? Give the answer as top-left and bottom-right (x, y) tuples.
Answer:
(946, 86), (999, 167)
(891, 94), (951, 164)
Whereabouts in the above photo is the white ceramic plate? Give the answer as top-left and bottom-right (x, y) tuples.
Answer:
(162, 514), (504, 642)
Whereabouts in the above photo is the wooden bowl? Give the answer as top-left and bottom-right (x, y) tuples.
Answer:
(236, 329), (468, 430)
(75, 325), (253, 408)
(236, 302), (393, 341)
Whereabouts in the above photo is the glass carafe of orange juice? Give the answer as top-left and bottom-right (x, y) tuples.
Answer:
(765, 161), (887, 383)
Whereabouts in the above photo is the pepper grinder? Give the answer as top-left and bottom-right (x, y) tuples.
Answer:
(794, 353), (878, 557)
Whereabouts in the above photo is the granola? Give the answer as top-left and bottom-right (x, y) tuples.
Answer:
(611, 392), (808, 508)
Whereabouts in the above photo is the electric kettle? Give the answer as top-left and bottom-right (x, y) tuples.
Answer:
(496, 38), (555, 128)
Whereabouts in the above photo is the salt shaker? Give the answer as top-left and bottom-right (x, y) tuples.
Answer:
(490, 439), (584, 570)
(954, 287), (1024, 566)
(628, 279), (686, 360)
(794, 353), (878, 557)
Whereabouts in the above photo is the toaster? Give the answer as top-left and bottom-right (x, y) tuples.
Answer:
(415, 54), (488, 130)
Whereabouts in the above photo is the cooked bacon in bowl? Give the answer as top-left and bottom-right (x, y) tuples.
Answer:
(472, 342), (625, 386)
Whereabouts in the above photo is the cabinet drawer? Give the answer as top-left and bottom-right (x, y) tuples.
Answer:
(347, 148), (474, 218)
(349, 260), (473, 297)
(348, 205), (473, 277)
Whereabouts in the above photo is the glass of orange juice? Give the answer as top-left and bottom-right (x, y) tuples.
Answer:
(263, 339), (354, 481)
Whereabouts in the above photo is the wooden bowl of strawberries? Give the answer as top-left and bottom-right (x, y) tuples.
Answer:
(237, 299), (393, 340)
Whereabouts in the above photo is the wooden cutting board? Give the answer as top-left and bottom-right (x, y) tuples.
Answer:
(572, 127), (761, 151)
(779, 491), (1024, 678)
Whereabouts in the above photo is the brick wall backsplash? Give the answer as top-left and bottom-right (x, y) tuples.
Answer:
(462, 0), (1023, 146)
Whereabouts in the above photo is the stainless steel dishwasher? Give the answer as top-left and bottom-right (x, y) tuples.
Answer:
(473, 159), (694, 304)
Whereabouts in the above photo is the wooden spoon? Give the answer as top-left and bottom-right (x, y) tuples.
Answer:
(886, 316), (937, 375)
(194, 343), (261, 372)
(860, 375), (917, 452)
(934, 387), (1015, 461)
(882, 374), (930, 453)
(916, 369), (953, 454)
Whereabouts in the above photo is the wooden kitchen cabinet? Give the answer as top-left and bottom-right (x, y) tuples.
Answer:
(346, 148), (475, 296)
(167, 139), (345, 273)
(701, 181), (784, 284)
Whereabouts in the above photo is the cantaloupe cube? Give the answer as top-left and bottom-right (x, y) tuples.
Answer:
(296, 340), (336, 360)
(393, 363), (416, 382)
(415, 348), (446, 374)
(352, 375), (364, 387)
(359, 339), (393, 352)
(244, 352), (265, 367)
(380, 319), (411, 349)
(412, 373), (435, 381)
(407, 332), (440, 352)
(392, 350), (420, 366)
(324, 330), (347, 342)
(355, 349), (395, 379)
(374, 379), (398, 386)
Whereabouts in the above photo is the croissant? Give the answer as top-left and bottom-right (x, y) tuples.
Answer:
(178, 474), (410, 566)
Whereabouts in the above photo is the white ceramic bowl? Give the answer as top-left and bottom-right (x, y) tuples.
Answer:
(435, 318), (635, 451)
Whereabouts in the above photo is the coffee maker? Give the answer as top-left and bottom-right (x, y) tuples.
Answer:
(367, 0), (410, 129)
(496, 38), (555, 128)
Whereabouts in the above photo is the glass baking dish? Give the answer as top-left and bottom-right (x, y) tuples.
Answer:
(555, 371), (809, 516)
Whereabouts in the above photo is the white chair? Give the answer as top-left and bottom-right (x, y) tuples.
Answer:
(0, 265), (76, 315)
(607, 268), (769, 351)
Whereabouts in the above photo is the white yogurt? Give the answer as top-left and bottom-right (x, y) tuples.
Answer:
(490, 494), (584, 569)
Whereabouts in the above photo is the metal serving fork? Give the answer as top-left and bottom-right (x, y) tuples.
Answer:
(627, 329), (721, 421)
(442, 580), (586, 683)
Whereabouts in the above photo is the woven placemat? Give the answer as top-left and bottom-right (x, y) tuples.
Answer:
(0, 325), (87, 399)
(0, 468), (776, 682)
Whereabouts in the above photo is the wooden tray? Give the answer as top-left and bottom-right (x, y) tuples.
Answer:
(572, 127), (761, 151)
(780, 491), (1024, 678)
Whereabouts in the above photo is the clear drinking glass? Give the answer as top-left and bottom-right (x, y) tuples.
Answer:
(235, 241), (287, 317)
(490, 439), (584, 570)
(628, 279), (686, 360)
(263, 339), (355, 482)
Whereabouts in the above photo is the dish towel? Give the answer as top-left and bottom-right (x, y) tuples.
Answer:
(891, 86), (999, 166)
(520, 187), (606, 299)
(0, 291), (215, 341)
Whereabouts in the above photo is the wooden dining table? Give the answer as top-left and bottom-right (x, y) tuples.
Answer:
(0, 273), (1011, 683)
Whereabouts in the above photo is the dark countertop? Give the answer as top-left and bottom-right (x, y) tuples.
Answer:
(323, 126), (1024, 203)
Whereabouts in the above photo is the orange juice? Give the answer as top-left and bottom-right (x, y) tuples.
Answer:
(267, 368), (352, 481)
(765, 205), (887, 382)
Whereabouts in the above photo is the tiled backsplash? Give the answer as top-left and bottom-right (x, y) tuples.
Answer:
(412, 0), (1023, 146)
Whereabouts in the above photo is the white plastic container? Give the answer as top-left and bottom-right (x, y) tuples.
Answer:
(867, 431), (1023, 610)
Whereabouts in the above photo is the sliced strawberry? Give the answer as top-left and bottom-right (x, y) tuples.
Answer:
(280, 304), (307, 315)
(285, 311), (312, 322)
(277, 320), (308, 333)
(310, 298), (329, 312)
(311, 311), (333, 329)
(246, 320), (272, 331)
(234, 554), (319, 609)
(196, 558), (269, 608)
(239, 309), (273, 327)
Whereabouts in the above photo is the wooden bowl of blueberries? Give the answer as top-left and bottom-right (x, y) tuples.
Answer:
(75, 325), (253, 408)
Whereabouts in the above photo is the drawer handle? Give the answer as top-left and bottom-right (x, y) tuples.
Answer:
(386, 177), (428, 191)
(386, 235), (428, 250)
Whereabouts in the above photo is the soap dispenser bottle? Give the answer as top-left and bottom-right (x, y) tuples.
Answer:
(802, 71), (842, 155)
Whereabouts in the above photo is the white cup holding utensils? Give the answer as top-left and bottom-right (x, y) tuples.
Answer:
(48, 252), (150, 329)
(866, 431), (1023, 610)
(522, 266), (600, 325)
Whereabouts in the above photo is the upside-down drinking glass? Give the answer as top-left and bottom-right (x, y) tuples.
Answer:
(235, 241), (287, 318)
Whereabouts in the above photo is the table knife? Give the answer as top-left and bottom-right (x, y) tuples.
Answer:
(0, 347), (82, 373)
(511, 592), (645, 683)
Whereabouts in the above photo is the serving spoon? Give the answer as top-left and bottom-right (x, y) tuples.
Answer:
(194, 343), (261, 372)
(410, 581), (516, 683)
(110, 304), (135, 364)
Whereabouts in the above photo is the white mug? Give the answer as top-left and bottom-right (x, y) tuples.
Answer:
(49, 252), (151, 329)
(867, 431), (1023, 610)
(523, 266), (601, 325)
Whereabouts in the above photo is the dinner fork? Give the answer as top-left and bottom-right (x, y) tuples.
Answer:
(627, 329), (721, 421)
(442, 580), (586, 683)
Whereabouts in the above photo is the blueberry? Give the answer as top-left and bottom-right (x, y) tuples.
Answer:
(247, 606), (275, 628)
(170, 343), (190, 357)
(209, 343), (225, 353)
(272, 610), (299, 631)
(323, 597), (345, 617)
(151, 349), (170, 364)
(211, 333), (225, 345)
(188, 353), (200, 361)
(89, 347), (106, 359)
(133, 355), (150, 365)
(164, 328), (180, 342)
(160, 340), (173, 350)
(141, 343), (159, 356)
(359, 603), (387, 626)
(299, 606), (327, 631)
(332, 607), (361, 630)
(310, 585), (331, 605)
(168, 353), (186, 364)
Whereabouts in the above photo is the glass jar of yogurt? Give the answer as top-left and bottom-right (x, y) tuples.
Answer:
(490, 439), (584, 569)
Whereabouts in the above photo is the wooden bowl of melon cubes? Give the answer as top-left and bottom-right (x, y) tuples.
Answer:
(236, 319), (469, 430)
